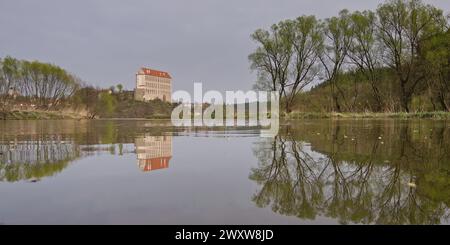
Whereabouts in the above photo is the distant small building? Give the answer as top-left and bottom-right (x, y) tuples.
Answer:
(135, 67), (172, 102)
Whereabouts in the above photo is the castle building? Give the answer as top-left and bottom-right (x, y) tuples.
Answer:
(134, 67), (172, 102)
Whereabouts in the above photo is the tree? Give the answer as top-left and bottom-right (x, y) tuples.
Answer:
(376, 0), (446, 112)
(72, 86), (100, 118)
(348, 10), (384, 111)
(284, 16), (323, 112)
(421, 28), (450, 111)
(249, 21), (294, 99)
(249, 17), (322, 112)
(96, 92), (117, 117)
(319, 10), (353, 112)
(116, 84), (123, 93)
(0, 56), (21, 112)
(20, 60), (80, 109)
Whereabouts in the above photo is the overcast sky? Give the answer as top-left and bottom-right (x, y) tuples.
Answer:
(1, 0), (449, 92)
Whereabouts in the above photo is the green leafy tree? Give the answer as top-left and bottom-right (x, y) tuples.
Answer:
(284, 16), (323, 112)
(249, 21), (294, 98)
(319, 10), (353, 112)
(421, 29), (450, 111)
(249, 16), (323, 112)
(116, 84), (123, 93)
(376, 0), (446, 112)
(0, 56), (21, 112)
(348, 10), (384, 111)
(96, 91), (117, 117)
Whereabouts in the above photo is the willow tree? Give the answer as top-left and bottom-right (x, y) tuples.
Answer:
(348, 10), (384, 111)
(284, 16), (323, 113)
(20, 60), (80, 109)
(319, 10), (353, 112)
(1, 57), (81, 111)
(421, 28), (450, 111)
(249, 16), (322, 112)
(249, 21), (293, 99)
(0, 56), (21, 112)
(376, 0), (446, 112)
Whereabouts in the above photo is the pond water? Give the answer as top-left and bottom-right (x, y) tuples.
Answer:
(0, 119), (449, 224)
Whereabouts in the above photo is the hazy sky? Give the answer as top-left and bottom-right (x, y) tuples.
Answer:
(1, 0), (449, 92)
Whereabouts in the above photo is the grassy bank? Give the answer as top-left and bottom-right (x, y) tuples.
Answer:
(2, 109), (450, 120)
(284, 111), (450, 120)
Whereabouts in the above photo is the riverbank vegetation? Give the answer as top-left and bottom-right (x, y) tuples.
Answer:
(0, 57), (173, 119)
(71, 86), (174, 119)
(249, 0), (450, 113)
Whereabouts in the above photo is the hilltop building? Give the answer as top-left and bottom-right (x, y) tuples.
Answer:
(134, 67), (172, 102)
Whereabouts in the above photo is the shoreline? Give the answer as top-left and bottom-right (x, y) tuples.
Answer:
(283, 111), (450, 120)
(0, 110), (172, 120)
(2, 110), (450, 120)
(0, 110), (82, 120)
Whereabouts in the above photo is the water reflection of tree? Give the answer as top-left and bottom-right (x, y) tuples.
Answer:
(251, 121), (450, 224)
(0, 138), (80, 182)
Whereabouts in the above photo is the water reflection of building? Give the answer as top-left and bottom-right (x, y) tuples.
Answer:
(135, 135), (172, 172)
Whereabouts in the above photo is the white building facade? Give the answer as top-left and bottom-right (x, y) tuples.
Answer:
(135, 67), (172, 102)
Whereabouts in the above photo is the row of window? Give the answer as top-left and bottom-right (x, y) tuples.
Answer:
(142, 82), (171, 90)
(142, 75), (170, 84)
(143, 89), (171, 94)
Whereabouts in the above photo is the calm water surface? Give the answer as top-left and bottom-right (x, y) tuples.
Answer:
(0, 119), (449, 224)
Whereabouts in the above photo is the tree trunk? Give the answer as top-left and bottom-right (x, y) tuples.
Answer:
(400, 80), (410, 113)
(371, 83), (383, 112)
(438, 94), (449, 112)
(401, 96), (410, 113)
(331, 80), (342, 113)
(333, 94), (342, 113)
(285, 100), (292, 113)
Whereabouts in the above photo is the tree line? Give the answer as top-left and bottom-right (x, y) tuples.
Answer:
(0, 56), (135, 118)
(249, 0), (450, 112)
(0, 56), (81, 111)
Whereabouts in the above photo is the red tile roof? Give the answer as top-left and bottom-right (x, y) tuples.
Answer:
(139, 67), (172, 79)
